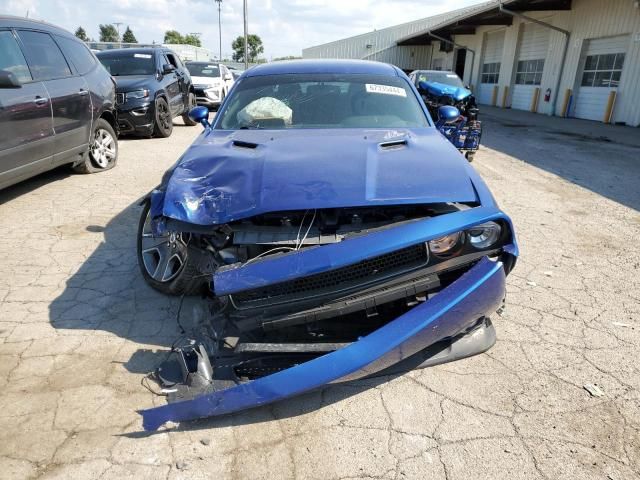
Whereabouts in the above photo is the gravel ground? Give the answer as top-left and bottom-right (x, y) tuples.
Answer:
(0, 113), (638, 480)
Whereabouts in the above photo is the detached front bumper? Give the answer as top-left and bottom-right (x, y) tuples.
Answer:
(140, 255), (508, 431)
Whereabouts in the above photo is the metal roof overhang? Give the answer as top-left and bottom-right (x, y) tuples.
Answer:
(397, 0), (572, 46)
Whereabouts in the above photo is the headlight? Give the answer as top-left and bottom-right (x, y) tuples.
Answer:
(428, 231), (462, 254)
(467, 222), (501, 249)
(126, 89), (149, 100)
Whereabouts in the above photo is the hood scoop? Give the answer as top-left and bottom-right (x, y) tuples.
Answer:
(232, 140), (259, 149)
(379, 139), (408, 150)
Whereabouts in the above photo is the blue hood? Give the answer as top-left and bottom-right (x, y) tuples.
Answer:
(161, 128), (478, 225)
(423, 81), (472, 102)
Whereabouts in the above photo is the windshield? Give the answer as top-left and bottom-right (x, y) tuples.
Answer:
(186, 63), (220, 77)
(416, 71), (464, 88)
(98, 53), (155, 76)
(216, 73), (428, 130)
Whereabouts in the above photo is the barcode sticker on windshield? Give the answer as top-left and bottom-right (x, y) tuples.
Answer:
(365, 84), (407, 97)
(134, 54), (152, 59)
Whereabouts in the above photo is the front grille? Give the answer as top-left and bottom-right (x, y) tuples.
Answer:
(116, 93), (125, 105)
(231, 243), (429, 306)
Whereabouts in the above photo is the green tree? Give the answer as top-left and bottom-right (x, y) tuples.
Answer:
(74, 26), (89, 42)
(99, 24), (119, 42)
(122, 26), (137, 43)
(163, 30), (184, 44)
(231, 34), (264, 63)
(183, 34), (202, 47)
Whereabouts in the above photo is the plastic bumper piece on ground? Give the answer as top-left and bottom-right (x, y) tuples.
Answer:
(139, 256), (507, 431)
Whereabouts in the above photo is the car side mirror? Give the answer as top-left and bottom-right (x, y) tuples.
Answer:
(438, 105), (460, 123)
(162, 64), (175, 75)
(224, 73), (233, 81)
(0, 70), (22, 89)
(188, 106), (210, 129)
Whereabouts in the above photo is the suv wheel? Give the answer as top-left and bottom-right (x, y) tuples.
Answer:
(153, 97), (173, 138)
(182, 92), (198, 126)
(73, 118), (118, 174)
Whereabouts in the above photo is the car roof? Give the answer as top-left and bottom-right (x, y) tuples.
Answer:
(0, 15), (76, 39)
(185, 61), (220, 65)
(96, 48), (160, 56)
(244, 59), (400, 78)
(413, 70), (457, 75)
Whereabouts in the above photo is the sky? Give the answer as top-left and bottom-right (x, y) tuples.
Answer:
(1, 0), (486, 59)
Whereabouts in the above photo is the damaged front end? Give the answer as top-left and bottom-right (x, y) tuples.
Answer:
(139, 190), (517, 431)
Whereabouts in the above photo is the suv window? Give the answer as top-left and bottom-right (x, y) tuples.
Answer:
(165, 53), (181, 69)
(0, 31), (32, 83)
(55, 35), (96, 75)
(16, 30), (71, 80)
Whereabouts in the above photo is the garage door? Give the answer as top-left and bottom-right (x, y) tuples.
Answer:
(573, 35), (628, 121)
(478, 30), (505, 105)
(511, 22), (549, 111)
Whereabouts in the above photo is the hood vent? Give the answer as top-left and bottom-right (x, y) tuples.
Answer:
(379, 139), (408, 150)
(232, 140), (259, 149)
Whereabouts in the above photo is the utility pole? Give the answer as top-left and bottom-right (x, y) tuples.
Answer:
(243, 0), (248, 69)
(112, 22), (123, 47)
(215, 0), (222, 61)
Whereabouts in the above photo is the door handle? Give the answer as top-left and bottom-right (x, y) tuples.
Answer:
(79, 89), (89, 96)
(34, 96), (48, 106)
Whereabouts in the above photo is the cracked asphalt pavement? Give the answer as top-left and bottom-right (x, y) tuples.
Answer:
(0, 113), (639, 479)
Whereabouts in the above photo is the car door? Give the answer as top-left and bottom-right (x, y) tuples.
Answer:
(0, 29), (54, 187)
(16, 29), (92, 163)
(160, 53), (182, 115)
(165, 52), (188, 112)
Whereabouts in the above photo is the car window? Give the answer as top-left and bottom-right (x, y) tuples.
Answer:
(16, 30), (71, 80)
(55, 35), (96, 75)
(216, 73), (429, 130)
(417, 71), (464, 88)
(97, 52), (156, 76)
(186, 63), (220, 77)
(0, 30), (32, 83)
(165, 53), (179, 69)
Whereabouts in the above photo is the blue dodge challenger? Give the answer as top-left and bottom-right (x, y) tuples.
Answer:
(136, 60), (518, 430)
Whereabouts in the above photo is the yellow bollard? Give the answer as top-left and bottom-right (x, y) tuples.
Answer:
(530, 87), (540, 113)
(603, 90), (617, 124)
(561, 89), (572, 117)
(491, 85), (499, 106)
(502, 86), (509, 108)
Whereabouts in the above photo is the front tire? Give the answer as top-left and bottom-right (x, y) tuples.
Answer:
(153, 97), (173, 138)
(182, 92), (198, 126)
(465, 151), (475, 162)
(73, 118), (118, 174)
(136, 202), (205, 296)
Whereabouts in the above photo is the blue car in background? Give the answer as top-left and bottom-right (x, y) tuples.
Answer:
(137, 59), (518, 430)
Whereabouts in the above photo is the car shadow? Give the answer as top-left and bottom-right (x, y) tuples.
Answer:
(480, 110), (640, 212)
(0, 165), (71, 204)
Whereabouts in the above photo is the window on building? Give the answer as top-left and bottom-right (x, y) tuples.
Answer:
(515, 59), (545, 85)
(581, 53), (625, 88)
(480, 62), (500, 84)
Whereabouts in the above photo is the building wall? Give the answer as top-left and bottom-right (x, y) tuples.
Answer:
(303, 0), (640, 125)
(452, 0), (640, 125)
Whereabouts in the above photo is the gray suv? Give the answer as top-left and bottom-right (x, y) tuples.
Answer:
(0, 16), (118, 191)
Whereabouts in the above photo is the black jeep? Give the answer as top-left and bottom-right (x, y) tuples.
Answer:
(97, 47), (198, 137)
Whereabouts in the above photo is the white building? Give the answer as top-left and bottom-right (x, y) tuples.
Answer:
(303, 0), (640, 126)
